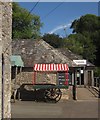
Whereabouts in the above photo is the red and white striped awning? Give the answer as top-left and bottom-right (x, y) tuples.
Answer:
(34, 64), (69, 72)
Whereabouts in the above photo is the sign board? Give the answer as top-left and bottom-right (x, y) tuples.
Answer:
(77, 73), (80, 77)
(80, 70), (84, 74)
(58, 72), (66, 85)
(73, 60), (87, 65)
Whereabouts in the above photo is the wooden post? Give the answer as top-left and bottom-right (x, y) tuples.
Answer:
(96, 78), (98, 87)
(15, 66), (18, 84)
(18, 67), (22, 101)
(79, 68), (81, 86)
(56, 72), (59, 85)
(33, 71), (36, 84)
(91, 70), (94, 86)
(19, 67), (22, 86)
(13, 66), (18, 102)
(65, 71), (68, 86)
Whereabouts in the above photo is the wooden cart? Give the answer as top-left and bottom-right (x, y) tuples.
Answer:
(32, 64), (69, 102)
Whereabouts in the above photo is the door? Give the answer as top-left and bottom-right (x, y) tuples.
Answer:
(77, 68), (84, 86)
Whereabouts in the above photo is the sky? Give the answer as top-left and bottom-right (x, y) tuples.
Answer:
(19, 2), (98, 37)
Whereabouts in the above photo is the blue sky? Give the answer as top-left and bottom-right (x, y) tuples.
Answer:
(19, 2), (98, 37)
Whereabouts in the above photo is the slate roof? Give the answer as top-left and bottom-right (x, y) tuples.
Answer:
(12, 39), (76, 67)
(58, 48), (95, 67)
(12, 39), (94, 67)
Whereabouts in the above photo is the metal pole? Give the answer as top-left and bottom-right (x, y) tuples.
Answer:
(73, 68), (77, 100)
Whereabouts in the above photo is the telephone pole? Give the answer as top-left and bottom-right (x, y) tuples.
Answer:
(63, 26), (67, 38)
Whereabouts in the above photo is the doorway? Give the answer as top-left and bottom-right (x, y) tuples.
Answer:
(88, 71), (92, 86)
(77, 68), (84, 86)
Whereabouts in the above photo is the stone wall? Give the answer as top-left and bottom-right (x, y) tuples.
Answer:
(12, 69), (57, 86)
(0, 3), (2, 120)
(12, 68), (69, 100)
(13, 72), (33, 86)
(0, 2), (12, 119)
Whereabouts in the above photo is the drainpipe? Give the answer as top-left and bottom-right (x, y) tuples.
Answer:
(2, 53), (4, 119)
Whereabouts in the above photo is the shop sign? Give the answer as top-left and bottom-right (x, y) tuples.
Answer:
(73, 60), (87, 65)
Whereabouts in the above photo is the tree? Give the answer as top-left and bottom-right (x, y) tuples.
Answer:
(42, 33), (64, 48)
(63, 33), (96, 63)
(12, 3), (42, 39)
(63, 34), (83, 55)
(70, 14), (99, 65)
(71, 14), (99, 34)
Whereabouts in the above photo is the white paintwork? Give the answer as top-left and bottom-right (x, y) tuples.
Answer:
(73, 60), (87, 65)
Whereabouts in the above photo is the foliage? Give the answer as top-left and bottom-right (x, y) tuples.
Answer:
(70, 14), (99, 65)
(61, 33), (96, 63)
(71, 14), (99, 34)
(12, 3), (42, 39)
(63, 34), (83, 55)
(94, 67), (100, 77)
(42, 14), (99, 65)
(42, 33), (64, 48)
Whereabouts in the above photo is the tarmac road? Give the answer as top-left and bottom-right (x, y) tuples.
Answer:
(11, 100), (99, 118)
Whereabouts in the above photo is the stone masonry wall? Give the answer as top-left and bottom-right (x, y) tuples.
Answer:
(12, 72), (57, 86)
(13, 72), (33, 86)
(12, 71), (69, 100)
(0, 2), (12, 119)
(0, 3), (2, 120)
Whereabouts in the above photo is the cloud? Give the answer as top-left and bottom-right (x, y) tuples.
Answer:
(48, 23), (71, 34)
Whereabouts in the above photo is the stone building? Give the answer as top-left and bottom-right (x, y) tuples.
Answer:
(12, 39), (75, 87)
(12, 39), (95, 88)
(0, 2), (12, 119)
(58, 48), (95, 87)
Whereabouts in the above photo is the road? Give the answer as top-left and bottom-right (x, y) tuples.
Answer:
(11, 100), (98, 118)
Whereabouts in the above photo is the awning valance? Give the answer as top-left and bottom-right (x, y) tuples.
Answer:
(34, 64), (69, 72)
(11, 55), (24, 67)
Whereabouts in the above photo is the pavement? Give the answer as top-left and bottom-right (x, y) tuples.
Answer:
(11, 87), (99, 118)
(76, 87), (98, 101)
(11, 100), (98, 118)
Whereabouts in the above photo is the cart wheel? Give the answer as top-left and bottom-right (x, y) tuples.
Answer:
(45, 88), (62, 103)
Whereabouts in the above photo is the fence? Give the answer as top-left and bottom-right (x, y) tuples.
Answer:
(94, 77), (100, 87)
